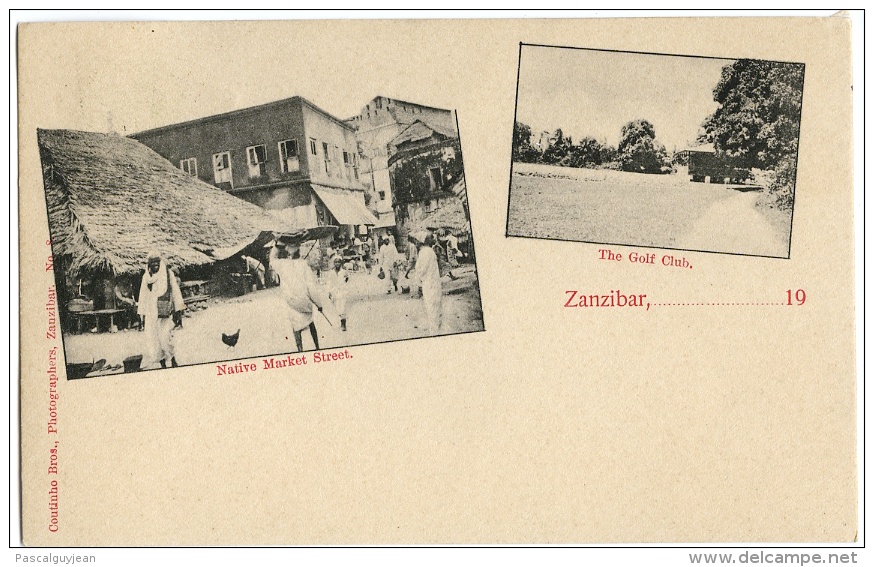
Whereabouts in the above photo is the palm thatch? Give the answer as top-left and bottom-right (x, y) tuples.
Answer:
(38, 129), (282, 276)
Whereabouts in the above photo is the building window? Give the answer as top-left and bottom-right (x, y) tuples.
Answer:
(343, 150), (353, 180)
(278, 140), (299, 173)
(246, 145), (267, 177)
(213, 152), (232, 184)
(309, 138), (317, 156)
(322, 142), (331, 174)
(428, 166), (442, 191)
(180, 157), (197, 176)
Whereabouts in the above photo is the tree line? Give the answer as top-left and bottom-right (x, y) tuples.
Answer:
(513, 119), (671, 175)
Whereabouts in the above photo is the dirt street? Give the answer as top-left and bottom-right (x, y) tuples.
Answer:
(63, 266), (484, 372)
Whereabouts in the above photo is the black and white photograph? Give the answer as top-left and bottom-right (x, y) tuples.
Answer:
(37, 30), (483, 378)
(507, 44), (804, 258)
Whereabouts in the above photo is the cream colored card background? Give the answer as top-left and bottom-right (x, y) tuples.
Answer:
(18, 17), (855, 545)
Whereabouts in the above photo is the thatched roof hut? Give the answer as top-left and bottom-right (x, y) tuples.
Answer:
(38, 129), (281, 276)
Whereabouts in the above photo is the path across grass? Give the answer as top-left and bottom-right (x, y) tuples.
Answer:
(508, 163), (789, 257)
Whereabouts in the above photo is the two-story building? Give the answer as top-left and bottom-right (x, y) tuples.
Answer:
(131, 96), (376, 242)
(346, 96), (456, 229)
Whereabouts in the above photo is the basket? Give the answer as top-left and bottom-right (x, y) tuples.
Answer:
(65, 362), (93, 380)
(123, 355), (143, 373)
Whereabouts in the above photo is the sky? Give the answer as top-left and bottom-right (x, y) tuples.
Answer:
(515, 45), (732, 152)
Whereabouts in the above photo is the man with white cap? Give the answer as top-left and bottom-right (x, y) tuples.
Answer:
(137, 252), (185, 368)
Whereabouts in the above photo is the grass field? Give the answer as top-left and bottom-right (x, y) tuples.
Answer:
(507, 162), (790, 255)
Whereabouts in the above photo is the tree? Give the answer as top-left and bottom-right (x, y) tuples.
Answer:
(699, 59), (804, 209)
(700, 59), (803, 170)
(542, 128), (571, 164)
(568, 137), (603, 168)
(618, 119), (669, 174)
(696, 113), (716, 145)
(599, 143), (618, 166)
(618, 119), (655, 155)
(512, 121), (540, 163)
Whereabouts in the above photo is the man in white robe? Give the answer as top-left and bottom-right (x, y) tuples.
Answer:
(325, 255), (349, 332)
(378, 237), (401, 293)
(414, 235), (442, 335)
(270, 241), (328, 351)
(137, 253), (185, 368)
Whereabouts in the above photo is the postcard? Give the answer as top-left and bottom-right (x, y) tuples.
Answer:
(18, 16), (857, 545)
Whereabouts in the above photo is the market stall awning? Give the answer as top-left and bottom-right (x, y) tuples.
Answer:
(412, 195), (470, 234)
(374, 211), (397, 228)
(311, 184), (378, 226)
(194, 230), (276, 261)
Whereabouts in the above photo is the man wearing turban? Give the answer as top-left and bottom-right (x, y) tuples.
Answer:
(137, 252), (185, 368)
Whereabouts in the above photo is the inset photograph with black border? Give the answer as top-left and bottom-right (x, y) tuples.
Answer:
(507, 43), (804, 259)
(40, 95), (483, 379)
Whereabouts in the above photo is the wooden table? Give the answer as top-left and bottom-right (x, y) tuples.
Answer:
(69, 309), (123, 333)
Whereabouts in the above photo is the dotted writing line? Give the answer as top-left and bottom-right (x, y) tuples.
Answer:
(652, 302), (786, 306)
